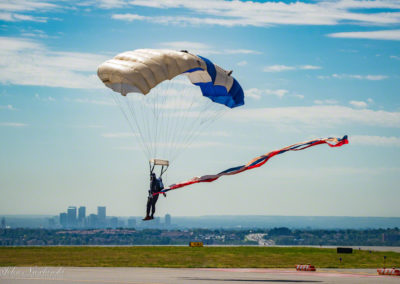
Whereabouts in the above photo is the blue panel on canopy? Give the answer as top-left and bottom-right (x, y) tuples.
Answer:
(191, 56), (244, 109)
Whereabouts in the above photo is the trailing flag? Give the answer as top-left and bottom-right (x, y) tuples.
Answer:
(154, 135), (348, 195)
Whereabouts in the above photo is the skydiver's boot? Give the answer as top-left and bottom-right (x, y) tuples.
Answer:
(143, 197), (152, 221)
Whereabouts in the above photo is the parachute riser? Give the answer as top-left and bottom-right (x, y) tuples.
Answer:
(149, 159), (169, 178)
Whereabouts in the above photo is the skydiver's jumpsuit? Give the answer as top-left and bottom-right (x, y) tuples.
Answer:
(146, 177), (159, 218)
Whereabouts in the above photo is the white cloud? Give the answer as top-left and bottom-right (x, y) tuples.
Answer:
(20, 29), (50, 39)
(293, 94), (304, 99)
(314, 99), (338, 105)
(390, 55), (400, 60)
(364, 75), (388, 80)
(351, 135), (400, 147)
(35, 93), (55, 102)
(300, 65), (321, 70)
(0, 37), (108, 89)
(349, 100), (368, 108)
(225, 49), (261, 55)
(113, 0), (400, 27)
(246, 88), (289, 99)
(0, 0), (58, 22)
(263, 65), (321, 72)
(263, 65), (295, 72)
(69, 124), (104, 129)
(64, 98), (115, 106)
(328, 30), (400, 41)
(0, 104), (15, 110)
(226, 105), (400, 128)
(102, 132), (136, 138)
(97, 0), (126, 9)
(0, 1), (57, 12)
(111, 13), (146, 21)
(349, 98), (375, 109)
(0, 122), (27, 127)
(319, 74), (388, 80)
(158, 41), (260, 56)
(0, 12), (47, 22)
(237, 61), (247, 66)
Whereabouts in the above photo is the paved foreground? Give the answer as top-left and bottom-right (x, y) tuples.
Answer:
(1, 267), (399, 284)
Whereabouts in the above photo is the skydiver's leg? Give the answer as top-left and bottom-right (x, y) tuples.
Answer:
(151, 195), (159, 218)
(146, 197), (152, 217)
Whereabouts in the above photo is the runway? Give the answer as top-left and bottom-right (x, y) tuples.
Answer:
(1, 267), (399, 284)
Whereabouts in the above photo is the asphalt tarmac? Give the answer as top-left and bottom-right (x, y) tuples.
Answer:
(1, 267), (400, 284)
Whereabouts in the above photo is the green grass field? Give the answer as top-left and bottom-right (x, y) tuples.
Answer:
(1, 246), (398, 268)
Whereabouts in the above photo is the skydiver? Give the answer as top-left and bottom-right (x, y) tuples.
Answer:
(143, 173), (165, 221)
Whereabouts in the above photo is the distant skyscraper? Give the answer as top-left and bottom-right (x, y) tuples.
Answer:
(127, 218), (136, 228)
(165, 214), (171, 226)
(59, 213), (67, 227)
(88, 214), (98, 228)
(97, 206), (106, 226)
(78, 206), (86, 223)
(1, 217), (5, 229)
(110, 217), (118, 228)
(48, 217), (56, 228)
(67, 206), (77, 227)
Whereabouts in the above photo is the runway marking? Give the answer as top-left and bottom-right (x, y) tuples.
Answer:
(198, 268), (381, 278)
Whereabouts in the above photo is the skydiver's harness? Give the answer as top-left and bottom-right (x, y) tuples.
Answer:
(148, 159), (168, 198)
(148, 179), (164, 198)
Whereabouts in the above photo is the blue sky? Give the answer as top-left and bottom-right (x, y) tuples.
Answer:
(1, 0), (399, 217)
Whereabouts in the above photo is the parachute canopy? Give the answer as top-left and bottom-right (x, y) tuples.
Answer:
(97, 49), (245, 166)
(97, 49), (244, 108)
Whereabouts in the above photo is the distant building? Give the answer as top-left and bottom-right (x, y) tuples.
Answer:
(128, 218), (136, 228)
(67, 206), (77, 227)
(1, 217), (5, 229)
(97, 206), (106, 226)
(48, 217), (56, 228)
(165, 214), (171, 226)
(59, 213), (67, 227)
(118, 219), (125, 227)
(88, 214), (98, 228)
(78, 206), (86, 225)
(110, 217), (118, 228)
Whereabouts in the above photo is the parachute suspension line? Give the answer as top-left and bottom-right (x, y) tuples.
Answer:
(170, 82), (206, 161)
(170, 99), (226, 163)
(160, 82), (174, 160)
(137, 92), (155, 160)
(123, 94), (152, 160)
(127, 95), (153, 160)
(156, 79), (174, 160)
(169, 101), (207, 162)
(158, 81), (181, 161)
(176, 108), (224, 161)
(110, 92), (151, 159)
(165, 83), (201, 161)
(159, 82), (175, 160)
(152, 82), (160, 159)
(163, 83), (184, 160)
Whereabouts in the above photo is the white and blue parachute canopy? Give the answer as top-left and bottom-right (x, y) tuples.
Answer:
(97, 49), (244, 108)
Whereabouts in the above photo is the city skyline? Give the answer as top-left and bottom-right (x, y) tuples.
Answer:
(55, 205), (172, 229)
(1, 0), (399, 217)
